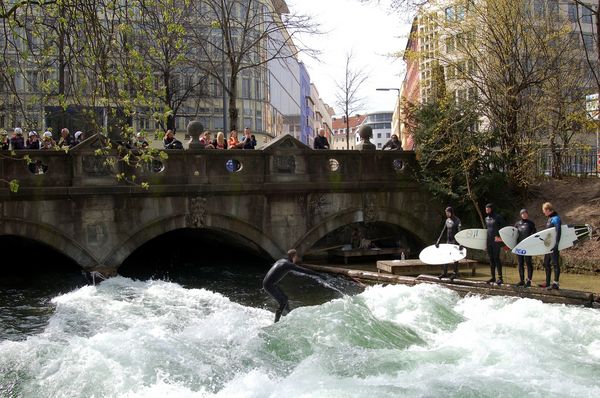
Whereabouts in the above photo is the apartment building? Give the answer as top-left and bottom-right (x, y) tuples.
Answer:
(0, 0), (330, 145)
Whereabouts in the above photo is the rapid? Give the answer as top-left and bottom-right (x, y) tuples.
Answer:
(2, 273), (600, 398)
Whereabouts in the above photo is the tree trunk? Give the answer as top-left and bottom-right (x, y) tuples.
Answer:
(228, 72), (238, 131)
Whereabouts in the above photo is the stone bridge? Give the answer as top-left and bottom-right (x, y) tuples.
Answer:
(0, 134), (442, 274)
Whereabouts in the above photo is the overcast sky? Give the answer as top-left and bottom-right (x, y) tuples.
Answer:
(287, 0), (411, 116)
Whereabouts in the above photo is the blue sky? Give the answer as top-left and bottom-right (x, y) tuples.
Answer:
(288, 0), (411, 115)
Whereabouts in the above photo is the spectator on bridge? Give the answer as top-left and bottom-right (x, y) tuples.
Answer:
(251, 134), (257, 149)
(382, 134), (403, 150)
(27, 131), (41, 149)
(240, 127), (255, 149)
(134, 132), (149, 149)
(213, 131), (227, 149)
(228, 129), (239, 149)
(0, 130), (8, 150)
(58, 128), (74, 148)
(10, 128), (25, 150)
(74, 131), (85, 145)
(200, 131), (214, 149)
(41, 131), (56, 149)
(163, 129), (183, 149)
(313, 128), (330, 150)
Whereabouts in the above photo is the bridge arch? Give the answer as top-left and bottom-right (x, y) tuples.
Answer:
(0, 218), (98, 269)
(293, 207), (433, 256)
(103, 213), (285, 269)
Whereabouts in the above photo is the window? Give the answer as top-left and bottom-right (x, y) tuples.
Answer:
(377, 133), (382, 138)
(583, 33), (594, 50)
(568, 4), (577, 22)
(456, 5), (465, 21)
(386, 133), (391, 138)
(377, 143), (382, 148)
(446, 36), (455, 53)
(533, 0), (545, 18)
(582, 7), (593, 24)
(445, 7), (454, 21)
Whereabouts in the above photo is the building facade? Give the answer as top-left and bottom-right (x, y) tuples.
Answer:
(354, 112), (394, 150)
(0, 0), (330, 147)
(331, 115), (365, 150)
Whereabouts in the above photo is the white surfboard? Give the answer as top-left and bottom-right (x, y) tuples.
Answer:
(454, 228), (488, 250)
(512, 224), (591, 256)
(419, 244), (467, 265)
(499, 226), (519, 249)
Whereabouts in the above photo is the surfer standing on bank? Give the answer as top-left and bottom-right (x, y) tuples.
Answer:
(263, 249), (325, 323)
(514, 209), (536, 287)
(541, 202), (561, 290)
(485, 203), (505, 285)
(436, 206), (462, 280)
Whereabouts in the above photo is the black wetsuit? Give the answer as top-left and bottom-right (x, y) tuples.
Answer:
(437, 216), (461, 275)
(543, 212), (562, 286)
(263, 258), (320, 322)
(485, 211), (505, 281)
(515, 218), (536, 283)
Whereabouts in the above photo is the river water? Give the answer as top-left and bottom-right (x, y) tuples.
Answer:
(1, 267), (600, 397)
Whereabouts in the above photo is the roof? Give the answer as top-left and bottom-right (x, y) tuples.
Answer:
(331, 115), (366, 130)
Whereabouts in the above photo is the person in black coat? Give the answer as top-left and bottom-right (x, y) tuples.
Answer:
(313, 128), (330, 149)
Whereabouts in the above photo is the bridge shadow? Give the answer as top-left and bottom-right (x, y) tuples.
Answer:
(119, 228), (274, 297)
(304, 221), (424, 262)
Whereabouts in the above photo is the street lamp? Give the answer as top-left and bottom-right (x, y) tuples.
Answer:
(376, 88), (401, 145)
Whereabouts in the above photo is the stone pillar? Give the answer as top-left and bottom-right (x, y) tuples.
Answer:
(187, 121), (205, 149)
(356, 125), (376, 150)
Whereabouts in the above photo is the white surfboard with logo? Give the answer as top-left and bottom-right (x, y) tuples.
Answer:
(454, 228), (488, 250)
(499, 226), (519, 249)
(512, 224), (591, 256)
(419, 244), (467, 265)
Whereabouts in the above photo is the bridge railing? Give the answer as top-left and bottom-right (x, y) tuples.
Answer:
(0, 142), (417, 194)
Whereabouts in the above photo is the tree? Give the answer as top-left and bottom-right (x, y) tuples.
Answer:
(413, 96), (501, 226)
(187, 0), (319, 132)
(334, 51), (368, 149)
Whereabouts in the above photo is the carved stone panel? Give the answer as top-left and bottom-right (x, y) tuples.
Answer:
(363, 193), (377, 223)
(186, 197), (207, 228)
(273, 155), (296, 174)
(308, 193), (330, 224)
(82, 156), (113, 176)
(86, 222), (108, 247)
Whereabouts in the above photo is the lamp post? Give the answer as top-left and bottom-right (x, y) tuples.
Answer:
(376, 88), (401, 146)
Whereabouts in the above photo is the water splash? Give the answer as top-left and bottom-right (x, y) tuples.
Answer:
(1, 278), (599, 398)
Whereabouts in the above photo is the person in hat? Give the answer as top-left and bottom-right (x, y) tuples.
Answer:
(485, 203), (505, 285)
(74, 131), (85, 145)
(263, 249), (326, 323)
(435, 206), (462, 280)
(1, 130), (9, 150)
(41, 131), (56, 149)
(134, 132), (149, 148)
(541, 202), (561, 290)
(27, 131), (41, 149)
(10, 127), (25, 150)
(514, 208), (536, 287)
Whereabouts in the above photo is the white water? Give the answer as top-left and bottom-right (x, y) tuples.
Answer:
(1, 277), (600, 398)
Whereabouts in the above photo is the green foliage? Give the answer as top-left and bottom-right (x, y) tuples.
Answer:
(414, 98), (516, 226)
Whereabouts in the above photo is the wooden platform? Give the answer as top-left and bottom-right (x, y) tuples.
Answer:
(377, 259), (477, 276)
(330, 248), (407, 264)
(302, 263), (600, 308)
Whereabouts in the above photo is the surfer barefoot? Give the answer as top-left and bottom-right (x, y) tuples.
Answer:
(515, 209), (536, 287)
(436, 206), (462, 280)
(540, 202), (561, 290)
(263, 249), (325, 323)
(485, 203), (505, 285)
